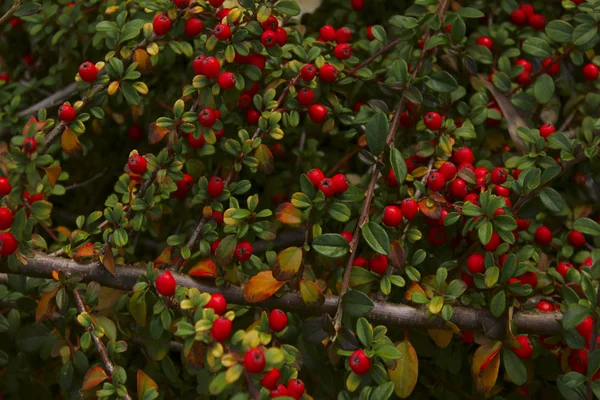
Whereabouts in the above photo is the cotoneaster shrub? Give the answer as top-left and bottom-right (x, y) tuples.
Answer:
(0, 0), (600, 399)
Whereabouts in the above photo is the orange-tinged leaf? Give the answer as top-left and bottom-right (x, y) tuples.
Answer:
(427, 329), (453, 348)
(137, 369), (158, 400)
(243, 271), (286, 303)
(82, 366), (108, 390)
(471, 341), (502, 393)
(357, 134), (367, 147)
(275, 202), (302, 226)
(184, 341), (205, 370)
(73, 242), (95, 260)
(188, 259), (218, 278)
(299, 279), (324, 306)
(22, 116), (46, 136)
(388, 240), (406, 270)
(154, 247), (172, 267)
(61, 128), (82, 157)
(133, 49), (152, 74)
(429, 192), (447, 204)
(272, 246), (303, 281)
(148, 122), (170, 145)
(418, 197), (441, 219)
(254, 144), (274, 175)
(44, 165), (62, 188)
(52, 270), (60, 281)
(35, 288), (58, 323)
(404, 282), (426, 302)
(102, 248), (116, 276)
(388, 340), (418, 398)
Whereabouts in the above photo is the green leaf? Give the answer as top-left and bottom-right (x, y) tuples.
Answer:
(275, 0), (301, 16)
(522, 37), (552, 58)
(539, 187), (564, 213)
(456, 7), (484, 18)
(490, 290), (506, 317)
(356, 317), (373, 347)
(425, 71), (459, 93)
(562, 305), (591, 329)
(362, 222), (390, 255)
(375, 345), (402, 360)
(14, 2), (42, 17)
(369, 382), (394, 400)
(342, 290), (375, 317)
(328, 202), (351, 223)
(534, 74), (554, 104)
(572, 23), (598, 48)
(574, 218), (600, 236)
(478, 220), (493, 245)
(366, 112), (389, 156)
(545, 20), (573, 43)
(311, 234), (349, 258)
(390, 148), (407, 186)
(503, 348), (527, 385)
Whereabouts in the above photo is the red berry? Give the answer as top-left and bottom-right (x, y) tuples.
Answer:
(198, 108), (217, 127)
(275, 27), (288, 46)
(270, 383), (289, 398)
(568, 231), (586, 248)
(336, 27), (352, 43)
(467, 253), (485, 274)
(319, 64), (338, 83)
(382, 205), (403, 227)
(214, 24), (232, 40)
(556, 261), (574, 279)
(510, 9), (527, 25)
(486, 106), (503, 126)
(210, 239), (220, 254)
(217, 72), (236, 90)
(212, 317), (232, 342)
(366, 26), (375, 40)
(261, 16), (278, 31)
(212, 211), (224, 225)
(0, 178), (12, 197)
(574, 173), (586, 186)
(308, 104), (328, 124)
(22, 137), (37, 154)
(208, 0), (224, 7)
(483, 232), (501, 251)
(153, 14), (171, 36)
(386, 169), (399, 186)
(569, 349), (588, 374)
(332, 174), (349, 194)
(128, 154), (147, 175)
(0, 208), (12, 231)
(512, 335), (534, 359)
(319, 25), (336, 41)
(476, 36), (493, 50)
(461, 271), (475, 288)
(577, 316), (593, 342)
(78, 61), (98, 82)
(583, 63), (599, 80)
(516, 71), (531, 86)
(268, 309), (288, 332)
(515, 59), (533, 72)
(307, 168), (325, 187)
(246, 109), (261, 125)
(0, 73), (9, 83)
(353, 257), (368, 268)
(0, 232), (17, 256)
(349, 349), (371, 375)
(260, 368), (280, 390)
(300, 64), (317, 81)
(449, 178), (468, 199)
(516, 218), (530, 231)
(428, 227), (446, 246)
(536, 301), (554, 312)
(452, 147), (474, 165)
(297, 87), (315, 106)
(490, 167), (507, 185)
(401, 198), (419, 220)
(185, 17), (204, 37)
(424, 111), (443, 130)
(244, 348), (266, 373)
(464, 193), (479, 204)
(261, 30), (277, 47)
(369, 254), (388, 274)
(155, 270), (176, 296)
(351, 0), (365, 10)
(188, 133), (206, 149)
(534, 225), (552, 246)
(202, 56), (221, 78)
(207, 176), (224, 197)
(461, 331), (475, 344)
(235, 241), (253, 262)
(58, 103), (77, 122)
(528, 14), (546, 30)
(287, 378), (305, 399)
(174, 0), (190, 9)
(494, 185), (510, 198)
(319, 178), (336, 198)
(334, 44), (352, 60)
(427, 171), (446, 192)
(542, 58), (560, 75)
(439, 162), (457, 181)
(205, 293), (227, 315)
(520, 4), (534, 16)
(173, 173), (194, 199)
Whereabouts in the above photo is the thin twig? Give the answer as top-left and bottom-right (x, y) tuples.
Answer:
(65, 168), (107, 191)
(172, 218), (206, 271)
(347, 38), (402, 76)
(0, 0), (22, 26)
(243, 369), (260, 400)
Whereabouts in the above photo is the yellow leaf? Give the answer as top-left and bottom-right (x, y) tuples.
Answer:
(136, 369), (158, 400)
(61, 128), (82, 157)
(146, 42), (159, 56)
(83, 366), (109, 390)
(299, 279), (324, 306)
(275, 202), (302, 226)
(411, 166), (430, 178)
(388, 340), (419, 398)
(223, 208), (242, 226)
(107, 81), (120, 95)
(254, 144), (274, 175)
(105, 5), (119, 14)
(471, 341), (502, 394)
(44, 165), (61, 188)
(404, 282), (426, 302)
(427, 329), (453, 348)
(154, 246), (172, 268)
(243, 271), (286, 303)
(35, 288), (58, 323)
(188, 259), (218, 278)
(272, 246), (303, 281)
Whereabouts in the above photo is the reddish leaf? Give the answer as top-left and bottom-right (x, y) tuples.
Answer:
(243, 271), (286, 303)
(154, 246), (172, 267)
(275, 202), (302, 226)
(418, 198), (441, 219)
(35, 288), (58, 323)
(22, 116), (46, 136)
(148, 122), (170, 145)
(404, 282), (426, 302)
(471, 341), (502, 393)
(272, 246), (303, 281)
(102, 248), (116, 276)
(388, 240), (406, 270)
(73, 242), (95, 260)
(188, 259), (218, 278)
(137, 369), (158, 400)
(82, 365), (108, 390)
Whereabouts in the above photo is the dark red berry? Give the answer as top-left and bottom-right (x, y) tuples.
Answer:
(287, 379), (305, 400)
(235, 241), (253, 262)
(490, 167), (507, 185)
(427, 171), (446, 192)
(198, 108), (217, 127)
(217, 72), (236, 90)
(297, 87), (315, 106)
(542, 57), (560, 75)
(319, 64), (338, 83)
(401, 198), (419, 220)
(261, 30), (277, 47)
(467, 253), (485, 274)
(308, 104), (328, 123)
(535, 225), (552, 246)
(476, 36), (493, 49)
(568, 231), (585, 248)
(512, 335), (533, 359)
(332, 174), (349, 194)
(0, 208), (13, 230)
(207, 176), (224, 197)
(319, 25), (336, 41)
(205, 293), (227, 315)
(22, 137), (37, 154)
(334, 43), (352, 60)
(528, 14), (546, 30)
(583, 63), (599, 80)
(260, 368), (280, 390)
(300, 64), (317, 81)
(173, 173), (194, 199)
(214, 24), (232, 40)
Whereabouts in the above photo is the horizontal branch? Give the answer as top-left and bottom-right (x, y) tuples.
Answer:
(1, 253), (562, 339)
(16, 82), (79, 118)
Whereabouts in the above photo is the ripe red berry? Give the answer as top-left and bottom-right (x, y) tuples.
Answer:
(515, 58), (533, 72)
(534, 225), (552, 246)
(427, 171), (446, 192)
(244, 348), (266, 373)
(0, 73), (9, 83)
(520, 3), (534, 16)
(235, 241), (253, 262)
(349, 349), (371, 375)
(202, 56), (221, 78)
(334, 44), (352, 60)
(332, 174), (349, 194)
(386, 169), (398, 186)
(319, 178), (336, 198)
(22, 137), (37, 154)
(261, 30), (277, 47)
(351, 0), (365, 10)
(301, 64), (317, 81)
(510, 9), (527, 25)
(287, 379), (305, 399)
(449, 178), (468, 199)
(528, 14), (546, 30)
(382, 205), (403, 227)
(439, 162), (457, 181)
(366, 26), (375, 40)
(467, 253), (485, 275)
(516, 71), (531, 86)
(174, 0), (189, 9)
(308, 104), (328, 124)
(538, 124), (555, 140)
(128, 154), (147, 175)
(452, 146), (474, 165)
(583, 63), (599, 80)
(212, 317), (232, 342)
(490, 167), (507, 185)
(184, 17), (204, 37)
(424, 112), (443, 130)
(246, 109), (261, 125)
(58, 103), (77, 122)
(297, 87), (315, 106)
(153, 14), (171, 36)
(198, 108), (217, 127)
(307, 168), (325, 187)
(574, 172), (586, 186)
(556, 261), (574, 279)
(464, 193), (479, 204)
(319, 64), (338, 83)
(0, 232), (17, 256)
(335, 27), (352, 43)
(476, 36), (493, 50)
(542, 58), (560, 76)
(260, 368), (280, 390)
(187, 133), (206, 149)
(173, 173), (194, 199)
(261, 16), (278, 31)
(207, 176), (224, 197)
(483, 232), (501, 251)
(275, 27), (288, 46)
(577, 316), (593, 342)
(205, 293), (227, 315)
(0, 208), (13, 230)
(270, 384), (289, 398)
(214, 24), (232, 40)
(217, 72), (236, 90)
(512, 335), (534, 359)
(78, 61), (98, 82)
(155, 270), (176, 296)
(568, 231), (586, 248)
(536, 301), (554, 312)
(319, 25), (336, 41)
(401, 198), (419, 220)
(208, 0), (224, 7)
(268, 309), (288, 332)
(428, 227), (446, 246)
(210, 239), (221, 254)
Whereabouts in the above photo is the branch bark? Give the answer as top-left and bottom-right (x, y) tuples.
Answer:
(5, 253), (563, 339)
(0, 0), (22, 26)
(16, 82), (79, 118)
